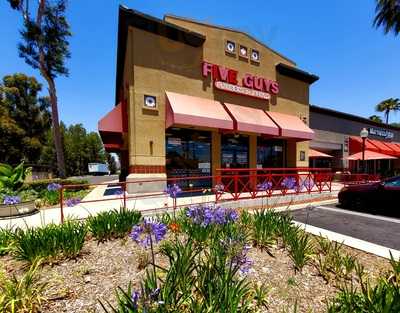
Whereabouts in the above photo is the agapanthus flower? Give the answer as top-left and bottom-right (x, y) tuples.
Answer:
(47, 182), (62, 192)
(232, 248), (253, 275)
(302, 178), (315, 190)
(187, 205), (238, 226)
(3, 195), (21, 205)
(131, 290), (140, 309)
(257, 181), (272, 191)
(186, 205), (214, 227)
(66, 197), (81, 207)
(214, 183), (225, 193)
(165, 184), (182, 198)
(281, 176), (297, 190)
(130, 218), (167, 248)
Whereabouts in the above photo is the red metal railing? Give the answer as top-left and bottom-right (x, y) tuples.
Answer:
(57, 168), (379, 223)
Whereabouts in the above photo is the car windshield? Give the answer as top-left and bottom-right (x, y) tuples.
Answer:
(384, 176), (400, 187)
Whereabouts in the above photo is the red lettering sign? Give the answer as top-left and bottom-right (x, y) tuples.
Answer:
(202, 61), (279, 98)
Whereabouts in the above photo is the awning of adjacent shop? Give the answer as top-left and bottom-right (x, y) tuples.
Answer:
(349, 136), (400, 156)
(98, 102), (125, 152)
(165, 91), (234, 130)
(265, 111), (314, 140)
(223, 102), (279, 136)
(368, 139), (396, 155)
(346, 150), (397, 160)
(308, 149), (333, 158)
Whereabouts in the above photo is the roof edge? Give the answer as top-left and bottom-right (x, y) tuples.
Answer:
(164, 14), (296, 66)
(276, 63), (319, 84)
(310, 105), (400, 131)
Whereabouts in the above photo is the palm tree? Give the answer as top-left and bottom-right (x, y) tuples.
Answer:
(375, 98), (400, 124)
(373, 0), (400, 35)
(369, 115), (383, 123)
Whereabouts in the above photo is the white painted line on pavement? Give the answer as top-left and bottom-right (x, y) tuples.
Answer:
(294, 221), (400, 260)
(317, 205), (400, 225)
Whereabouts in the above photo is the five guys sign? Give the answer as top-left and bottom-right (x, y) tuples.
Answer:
(202, 61), (279, 100)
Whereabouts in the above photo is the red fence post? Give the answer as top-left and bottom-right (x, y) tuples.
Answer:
(59, 186), (64, 224)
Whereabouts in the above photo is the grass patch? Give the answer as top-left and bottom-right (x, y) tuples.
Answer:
(87, 208), (141, 242)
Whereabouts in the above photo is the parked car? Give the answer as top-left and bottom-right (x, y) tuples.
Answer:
(88, 163), (110, 176)
(338, 176), (400, 212)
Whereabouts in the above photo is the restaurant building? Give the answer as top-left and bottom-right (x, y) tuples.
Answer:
(99, 6), (319, 192)
(309, 106), (400, 175)
(99, 6), (400, 192)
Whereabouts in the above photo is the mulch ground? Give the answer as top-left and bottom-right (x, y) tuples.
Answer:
(0, 235), (390, 313)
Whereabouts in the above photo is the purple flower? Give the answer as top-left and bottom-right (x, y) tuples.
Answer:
(130, 218), (167, 248)
(47, 183), (62, 192)
(165, 184), (182, 198)
(131, 290), (140, 309)
(186, 205), (238, 226)
(302, 178), (315, 190)
(257, 181), (272, 191)
(3, 195), (21, 205)
(221, 239), (253, 275)
(214, 183), (225, 193)
(281, 177), (297, 190)
(66, 197), (81, 207)
(232, 251), (253, 274)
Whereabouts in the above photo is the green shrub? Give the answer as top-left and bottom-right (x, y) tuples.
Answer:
(0, 260), (47, 313)
(327, 253), (400, 312)
(252, 209), (280, 252)
(21, 178), (89, 192)
(0, 162), (31, 191)
(287, 228), (314, 272)
(12, 221), (87, 263)
(87, 208), (142, 242)
(0, 227), (15, 256)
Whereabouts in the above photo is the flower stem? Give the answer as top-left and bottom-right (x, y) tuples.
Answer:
(149, 234), (157, 287)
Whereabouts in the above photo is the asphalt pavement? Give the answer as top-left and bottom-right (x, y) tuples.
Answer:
(290, 203), (400, 250)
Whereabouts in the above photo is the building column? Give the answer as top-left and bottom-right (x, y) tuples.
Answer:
(212, 131), (221, 185)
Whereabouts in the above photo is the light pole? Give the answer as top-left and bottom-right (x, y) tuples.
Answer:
(360, 128), (369, 174)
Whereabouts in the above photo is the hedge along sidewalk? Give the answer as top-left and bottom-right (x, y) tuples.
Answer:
(293, 220), (400, 260)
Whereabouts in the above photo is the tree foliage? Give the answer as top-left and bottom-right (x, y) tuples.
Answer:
(375, 98), (400, 124)
(40, 123), (106, 177)
(374, 0), (400, 35)
(0, 73), (51, 165)
(7, 0), (72, 177)
(368, 114), (383, 123)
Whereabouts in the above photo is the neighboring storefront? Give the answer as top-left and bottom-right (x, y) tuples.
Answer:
(309, 105), (400, 175)
(99, 6), (319, 192)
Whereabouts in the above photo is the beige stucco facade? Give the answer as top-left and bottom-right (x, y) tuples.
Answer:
(111, 8), (318, 191)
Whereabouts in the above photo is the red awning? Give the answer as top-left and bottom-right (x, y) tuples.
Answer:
(309, 149), (333, 158)
(166, 92), (234, 130)
(265, 111), (314, 140)
(368, 139), (396, 155)
(347, 150), (397, 160)
(377, 141), (400, 157)
(223, 102), (279, 136)
(349, 136), (379, 153)
(98, 103), (124, 152)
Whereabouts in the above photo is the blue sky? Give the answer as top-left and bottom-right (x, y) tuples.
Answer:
(1, 0), (399, 131)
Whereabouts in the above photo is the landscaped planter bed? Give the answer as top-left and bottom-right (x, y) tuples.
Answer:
(0, 232), (389, 313)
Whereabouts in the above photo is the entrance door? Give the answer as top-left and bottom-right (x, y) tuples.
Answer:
(221, 134), (249, 169)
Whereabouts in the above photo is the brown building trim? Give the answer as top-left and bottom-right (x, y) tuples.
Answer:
(115, 5), (206, 104)
(276, 63), (319, 84)
(129, 165), (166, 174)
(164, 14), (296, 66)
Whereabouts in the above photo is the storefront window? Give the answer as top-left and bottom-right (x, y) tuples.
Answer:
(166, 128), (211, 188)
(257, 138), (285, 168)
(221, 134), (249, 168)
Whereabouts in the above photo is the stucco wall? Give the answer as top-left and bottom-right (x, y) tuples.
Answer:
(124, 17), (314, 172)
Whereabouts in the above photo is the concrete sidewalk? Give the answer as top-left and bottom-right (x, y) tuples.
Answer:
(0, 182), (340, 229)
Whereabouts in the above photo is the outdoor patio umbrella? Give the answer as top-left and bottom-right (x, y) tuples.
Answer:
(309, 149), (333, 158)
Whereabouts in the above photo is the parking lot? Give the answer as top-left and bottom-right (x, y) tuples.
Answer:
(291, 202), (400, 250)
